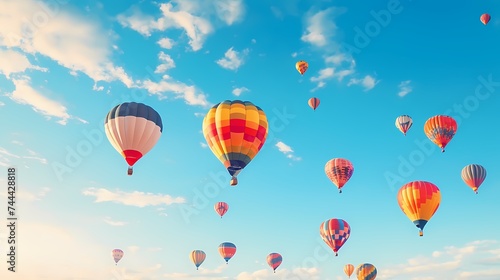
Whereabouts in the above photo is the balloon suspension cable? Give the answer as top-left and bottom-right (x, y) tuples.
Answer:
(127, 166), (133, 175)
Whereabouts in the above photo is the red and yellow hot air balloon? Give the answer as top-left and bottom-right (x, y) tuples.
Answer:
(190, 250), (206, 270)
(296, 60), (308, 75)
(214, 202), (229, 218)
(480, 13), (491, 25)
(112, 249), (124, 265)
(356, 263), (377, 280)
(104, 102), (163, 175)
(320, 218), (351, 256)
(461, 164), (487, 194)
(325, 158), (354, 193)
(397, 181), (441, 237)
(395, 115), (412, 136)
(308, 97), (320, 111)
(344, 264), (355, 278)
(423, 115), (457, 152)
(267, 253), (283, 273)
(219, 242), (236, 264)
(202, 100), (268, 186)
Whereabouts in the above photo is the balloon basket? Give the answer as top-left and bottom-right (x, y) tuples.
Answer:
(127, 167), (133, 175)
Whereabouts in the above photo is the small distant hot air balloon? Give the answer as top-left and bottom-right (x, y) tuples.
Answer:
(423, 115), (457, 152)
(104, 102), (163, 175)
(397, 181), (441, 236)
(320, 218), (351, 256)
(461, 164), (487, 194)
(356, 263), (377, 280)
(190, 250), (206, 270)
(325, 158), (354, 193)
(112, 249), (124, 265)
(480, 13), (491, 25)
(296, 60), (308, 75)
(267, 253), (283, 273)
(308, 97), (320, 111)
(219, 242), (236, 264)
(344, 264), (355, 278)
(395, 115), (412, 136)
(202, 100), (268, 186)
(214, 202), (229, 218)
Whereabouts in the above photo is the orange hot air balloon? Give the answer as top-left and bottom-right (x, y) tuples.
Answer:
(480, 13), (491, 25)
(356, 263), (377, 280)
(296, 60), (308, 75)
(308, 97), (320, 111)
(344, 264), (355, 278)
(214, 202), (229, 218)
(397, 181), (441, 237)
(325, 158), (354, 193)
(423, 115), (457, 152)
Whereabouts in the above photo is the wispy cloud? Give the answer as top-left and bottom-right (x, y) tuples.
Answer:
(0, 146), (48, 167)
(398, 80), (412, 97)
(232, 86), (249, 96)
(82, 187), (186, 207)
(347, 75), (379, 91)
(154, 52), (176, 74)
(103, 217), (127, 226)
(200, 142), (208, 148)
(157, 37), (175, 49)
(236, 267), (320, 280)
(275, 141), (301, 161)
(216, 47), (249, 71)
(0, 49), (48, 78)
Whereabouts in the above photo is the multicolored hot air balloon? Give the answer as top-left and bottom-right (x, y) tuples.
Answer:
(219, 242), (236, 264)
(320, 218), (351, 256)
(267, 253), (283, 273)
(112, 249), (124, 265)
(461, 164), (487, 194)
(480, 13), (491, 25)
(214, 202), (229, 218)
(104, 102), (163, 175)
(397, 181), (441, 236)
(344, 264), (355, 278)
(308, 97), (320, 111)
(423, 115), (457, 152)
(296, 60), (308, 75)
(356, 263), (377, 280)
(395, 115), (412, 136)
(190, 250), (206, 270)
(325, 158), (354, 193)
(202, 100), (268, 186)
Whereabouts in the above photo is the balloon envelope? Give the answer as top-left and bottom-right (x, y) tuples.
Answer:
(423, 115), (457, 152)
(461, 164), (487, 194)
(112, 249), (124, 264)
(356, 263), (377, 280)
(320, 218), (351, 256)
(267, 253), (283, 272)
(190, 250), (206, 270)
(214, 202), (229, 218)
(480, 13), (491, 25)
(325, 158), (354, 193)
(395, 115), (412, 136)
(296, 60), (308, 75)
(344, 264), (355, 278)
(308, 97), (320, 110)
(219, 242), (237, 263)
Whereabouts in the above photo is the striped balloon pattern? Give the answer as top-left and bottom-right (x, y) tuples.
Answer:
(296, 60), (308, 75)
(214, 202), (229, 218)
(320, 218), (351, 256)
(218, 242), (237, 263)
(308, 97), (320, 111)
(104, 102), (163, 175)
(395, 115), (412, 136)
(112, 249), (124, 265)
(461, 164), (487, 194)
(202, 100), (268, 186)
(325, 158), (354, 193)
(356, 263), (377, 280)
(267, 253), (283, 273)
(344, 263), (355, 278)
(423, 115), (457, 152)
(397, 181), (441, 236)
(190, 250), (206, 270)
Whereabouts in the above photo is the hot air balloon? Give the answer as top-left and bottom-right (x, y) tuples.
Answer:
(190, 250), (206, 270)
(480, 13), (491, 25)
(267, 253), (283, 273)
(308, 97), (320, 111)
(219, 242), (236, 264)
(461, 164), (487, 194)
(344, 264), (355, 278)
(320, 218), (351, 256)
(325, 158), (354, 193)
(112, 249), (124, 265)
(397, 181), (441, 236)
(214, 202), (229, 218)
(356, 263), (377, 280)
(395, 115), (412, 136)
(202, 100), (268, 186)
(296, 60), (308, 75)
(423, 115), (457, 152)
(104, 102), (163, 175)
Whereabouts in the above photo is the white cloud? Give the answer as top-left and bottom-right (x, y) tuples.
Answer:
(200, 142), (208, 148)
(398, 80), (412, 97)
(0, 49), (47, 78)
(82, 187), (186, 207)
(158, 37), (175, 49)
(194, 112), (205, 117)
(0, 147), (48, 167)
(291, 52), (298, 57)
(275, 141), (301, 161)
(347, 75), (379, 91)
(216, 47), (249, 70)
(232, 86), (249, 96)
(301, 8), (339, 47)
(214, 0), (245, 25)
(103, 217), (127, 226)
(154, 51), (176, 73)
(236, 267), (320, 280)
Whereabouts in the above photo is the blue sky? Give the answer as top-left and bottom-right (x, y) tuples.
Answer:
(1, 0), (500, 279)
